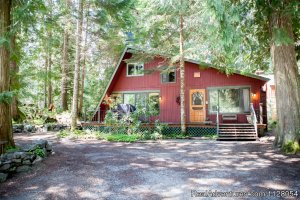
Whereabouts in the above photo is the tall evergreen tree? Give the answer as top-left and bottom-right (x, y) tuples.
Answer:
(0, 0), (14, 149)
(71, 0), (84, 130)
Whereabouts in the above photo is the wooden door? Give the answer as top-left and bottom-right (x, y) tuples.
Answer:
(190, 89), (206, 122)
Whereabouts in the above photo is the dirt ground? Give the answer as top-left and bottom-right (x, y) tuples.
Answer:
(0, 132), (299, 200)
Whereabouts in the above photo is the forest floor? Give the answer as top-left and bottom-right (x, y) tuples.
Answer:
(0, 132), (300, 200)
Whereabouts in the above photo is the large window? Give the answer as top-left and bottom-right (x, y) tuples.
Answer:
(124, 94), (135, 105)
(161, 70), (176, 83)
(111, 92), (160, 114)
(127, 63), (144, 76)
(209, 87), (250, 113)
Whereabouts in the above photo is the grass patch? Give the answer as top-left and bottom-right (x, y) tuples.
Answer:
(56, 130), (141, 142)
(57, 130), (218, 142)
(162, 133), (190, 139)
(106, 134), (141, 142)
(5, 145), (20, 152)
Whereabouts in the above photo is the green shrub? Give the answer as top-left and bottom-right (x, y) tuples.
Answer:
(31, 147), (46, 158)
(283, 141), (300, 154)
(57, 130), (70, 138)
(268, 120), (278, 130)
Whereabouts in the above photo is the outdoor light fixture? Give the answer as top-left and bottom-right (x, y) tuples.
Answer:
(159, 96), (162, 101)
(251, 93), (257, 100)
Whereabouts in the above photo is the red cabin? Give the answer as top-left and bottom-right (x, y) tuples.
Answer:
(92, 47), (268, 126)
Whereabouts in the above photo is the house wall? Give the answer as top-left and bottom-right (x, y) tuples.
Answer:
(94, 53), (266, 123)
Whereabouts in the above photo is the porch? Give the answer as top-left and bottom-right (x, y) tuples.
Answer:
(81, 122), (266, 139)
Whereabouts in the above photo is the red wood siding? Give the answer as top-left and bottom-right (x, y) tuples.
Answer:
(95, 52), (266, 124)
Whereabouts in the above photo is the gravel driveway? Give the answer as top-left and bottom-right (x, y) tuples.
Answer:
(0, 132), (299, 200)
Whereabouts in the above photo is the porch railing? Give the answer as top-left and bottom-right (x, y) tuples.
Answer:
(216, 105), (219, 135)
(250, 103), (258, 138)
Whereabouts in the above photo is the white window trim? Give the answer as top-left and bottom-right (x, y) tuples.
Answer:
(126, 63), (144, 77)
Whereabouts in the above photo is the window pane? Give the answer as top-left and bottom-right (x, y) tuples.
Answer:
(218, 88), (240, 113)
(136, 93), (147, 107)
(192, 92), (204, 105)
(161, 73), (168, 82)
(242, 88), (250, 112)
(168, 71), (175, 82)
(127, 64), (135, 75)
(209, 90), (218, 112)
(124, 94), (135, 105)
(161, 70), (175, 83)
(149, 93), (160, 114)
(136, 64), (144, 75)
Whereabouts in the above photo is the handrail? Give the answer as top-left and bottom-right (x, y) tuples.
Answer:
(250, 103), (258, 138)
(216, 105), (219, 136)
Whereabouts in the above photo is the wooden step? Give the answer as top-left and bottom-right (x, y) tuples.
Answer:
(220, 127), (254, 129)
(219, 123), (252, 126)
(217, 123), (257, 141)
(219, 129), (255, 131)
(219, 131), (256, 133)
(218, 137), (258, 140)
(219, 134), (256, 137)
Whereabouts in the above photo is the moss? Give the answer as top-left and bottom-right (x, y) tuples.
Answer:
(282, 141), (300, 154)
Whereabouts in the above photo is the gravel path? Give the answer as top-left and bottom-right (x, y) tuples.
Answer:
(0, 132), (299, 200)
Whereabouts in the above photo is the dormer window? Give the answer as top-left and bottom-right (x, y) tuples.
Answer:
(127, 63), (144, 76)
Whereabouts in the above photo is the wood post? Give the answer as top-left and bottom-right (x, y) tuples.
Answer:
(259, 103), (263, 124)
(98, 107), (101, 123)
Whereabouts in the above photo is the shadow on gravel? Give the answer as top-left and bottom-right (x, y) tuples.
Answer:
(1, 134), (299, 199)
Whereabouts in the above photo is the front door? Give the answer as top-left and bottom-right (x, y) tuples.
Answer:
(190, 89), (206, 122)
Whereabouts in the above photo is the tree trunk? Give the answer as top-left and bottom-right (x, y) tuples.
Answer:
(271, 12), (300, 149)
(61, 28), (69, 111)
(78, 49), (86, 117)
(0, 0), (15, 150)
(179, 14), (186, 134)
(44, 56), (48, 108)
(10, 34), (21, 121)
(71, 0), (84, 130)
(47, 53), (52, 107)
(78, 13), (89, 117)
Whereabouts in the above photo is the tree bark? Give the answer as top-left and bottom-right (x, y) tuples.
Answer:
(270, 12), (300, 148)
(61, 28), (69, 111)
(47, 52), (52, 107)
(47, 0), (53, 108)
(78, 13), (89, 117)
(10, 34), (21, 121)
(44, 56), (48, 108)
(179, 14), (186, 134)
(71, 0), (84, 130)
(0, 0), (15, 150)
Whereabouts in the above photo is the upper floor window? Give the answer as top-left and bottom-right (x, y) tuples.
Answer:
(161, 70), (176, 83)
(127, 63), (144, 76)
